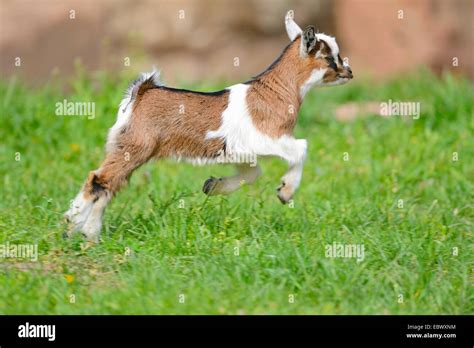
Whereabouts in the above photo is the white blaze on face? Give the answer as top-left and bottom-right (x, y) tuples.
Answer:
(315, 33), (340, 62)
(342, 58), (349, 68)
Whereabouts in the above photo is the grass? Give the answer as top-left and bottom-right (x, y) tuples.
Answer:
(0, 69), (473, 314)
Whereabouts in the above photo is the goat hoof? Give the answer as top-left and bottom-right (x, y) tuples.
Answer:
(276, 182), (293, 204)
(203, 176), (219, 195)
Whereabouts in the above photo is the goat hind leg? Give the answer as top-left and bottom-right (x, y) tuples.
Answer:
(64, 149), (152, 242)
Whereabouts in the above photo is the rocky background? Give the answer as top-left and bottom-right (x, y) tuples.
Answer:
(1, 0), (473, 85)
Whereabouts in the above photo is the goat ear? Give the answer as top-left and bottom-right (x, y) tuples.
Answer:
(301, 26), (317, 55)
(285, 10), (302, 41)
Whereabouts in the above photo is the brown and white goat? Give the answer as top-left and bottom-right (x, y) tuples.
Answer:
(64, 11), (353, 242)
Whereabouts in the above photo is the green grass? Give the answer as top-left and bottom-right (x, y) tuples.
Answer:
(0, 69), (473, 314)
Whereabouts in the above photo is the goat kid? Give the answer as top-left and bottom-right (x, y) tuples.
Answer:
(64, 11), (353, 242)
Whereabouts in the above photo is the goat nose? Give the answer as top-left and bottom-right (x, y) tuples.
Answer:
(346, 67), (353, 78)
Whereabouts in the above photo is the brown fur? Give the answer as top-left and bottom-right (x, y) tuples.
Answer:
(246, 37), (337, 138)
(66, 13), (355, 241)
(81, 35), (345, 199)
(83, 86), (229, 197)
(134, 88), (229, 159)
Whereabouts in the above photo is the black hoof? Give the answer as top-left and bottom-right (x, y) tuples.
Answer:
(202, 176), (219, 195)
(277, 194), (288, 205)
(276, 182), (292, 204)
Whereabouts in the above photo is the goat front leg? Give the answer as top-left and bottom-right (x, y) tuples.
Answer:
(277, 139), (307, 204)
(203, 163), (262, 196)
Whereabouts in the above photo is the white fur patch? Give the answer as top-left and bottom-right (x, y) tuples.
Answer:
(323, 78), (351, 87)
(81, 194), (110, 241)
(206, 84), (305, 164)
(285, 10), (302, 41)
(106, 70), (162, 153)
(106, 99), (133, 153)
(300, 68), (326, 98)
(316, 33), (339, 60)
(64, 191), (93, 232)
(281, 139), (307, 189)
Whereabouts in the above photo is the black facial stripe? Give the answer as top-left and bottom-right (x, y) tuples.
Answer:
(325, 57), (337, 70)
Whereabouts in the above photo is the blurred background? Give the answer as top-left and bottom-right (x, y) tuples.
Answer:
(1, 0), (473, 86)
